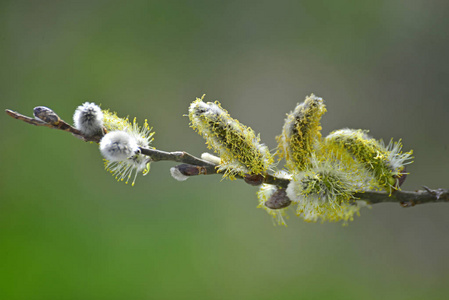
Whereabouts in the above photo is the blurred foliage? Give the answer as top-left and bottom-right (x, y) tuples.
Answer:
(1, 0), (449, 299)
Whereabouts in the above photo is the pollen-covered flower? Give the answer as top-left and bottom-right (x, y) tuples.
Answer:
(73, 102), (104, 136)
(277, 94), (326, 171)
(286, 154), (368, 223)
(324, 129), (413, 192)
(189, 96), (274, 178)
(99, 110), (154, 186)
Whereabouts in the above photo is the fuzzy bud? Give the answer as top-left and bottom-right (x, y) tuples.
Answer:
(201, 152), (221, 165)
(256, 171), (292, 226)
(73, 102), (104, 136)
(33, 106), (60, 125)
(99, 131), (139, 162)
(257, 184), (289, 226)
(170, 167), (190, 181)
(264, 188), (291, 209)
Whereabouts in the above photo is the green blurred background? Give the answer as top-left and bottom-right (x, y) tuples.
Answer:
(1, 0), (449, 299)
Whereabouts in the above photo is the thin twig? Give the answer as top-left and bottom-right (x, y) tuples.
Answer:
(139, 148), (216, 167)
(354, 188), (449, 206)
(5, 109), (102, 142)
(6, 107), (449, 207)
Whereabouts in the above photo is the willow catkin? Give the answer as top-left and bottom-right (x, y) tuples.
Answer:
(324, 129), (413, 191)
(189, 96), (273, 178)
(277, 94), (326, 171)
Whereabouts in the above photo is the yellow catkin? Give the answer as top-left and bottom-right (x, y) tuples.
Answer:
(189, 96), (274, 178)
(277, 94), (327, 171)
(324, 129), (413, 192)
(101, 110), (154, 186)
(286, 154), (368, 223)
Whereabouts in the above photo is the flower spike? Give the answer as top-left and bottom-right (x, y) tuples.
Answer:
(188, 96), (274, 178)
(99, 110), (154, 186)
(277, 94), (326, 171)
(286, 154), (368, 223)
(324, 129), (413, 192)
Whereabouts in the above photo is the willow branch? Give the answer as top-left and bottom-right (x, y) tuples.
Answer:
(6, 108), (228, 168)
(6, 108), (449, 208)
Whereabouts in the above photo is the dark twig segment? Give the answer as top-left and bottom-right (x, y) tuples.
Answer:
(139, 148), (216, 167)
(5, 109), (102, 142)
(354, 188), (449, 206)
(175, 164), (212, 176)
(170, 163), (290, 188)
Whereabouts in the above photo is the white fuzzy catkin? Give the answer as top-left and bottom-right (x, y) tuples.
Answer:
(201, 152), (222, 165)
(170, 167), (190, 181)
(73, 102), (104, 136)
(99, 131), (139, 162)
